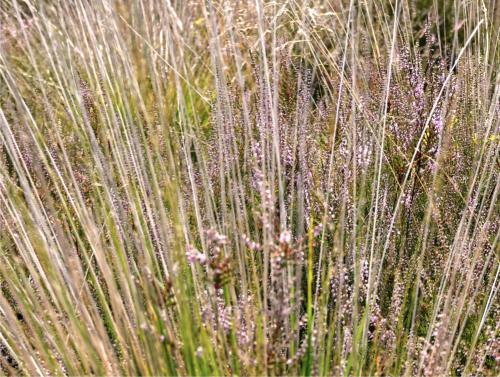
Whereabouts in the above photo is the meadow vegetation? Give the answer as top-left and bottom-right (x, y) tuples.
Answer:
(0, 0), (499, 375)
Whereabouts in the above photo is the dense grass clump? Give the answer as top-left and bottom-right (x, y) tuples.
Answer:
(0, 0), (499, 376)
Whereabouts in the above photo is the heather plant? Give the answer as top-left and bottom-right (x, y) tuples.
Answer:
(0, 0), (499, 376)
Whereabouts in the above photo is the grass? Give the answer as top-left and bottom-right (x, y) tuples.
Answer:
(0, 0), (499, 375)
